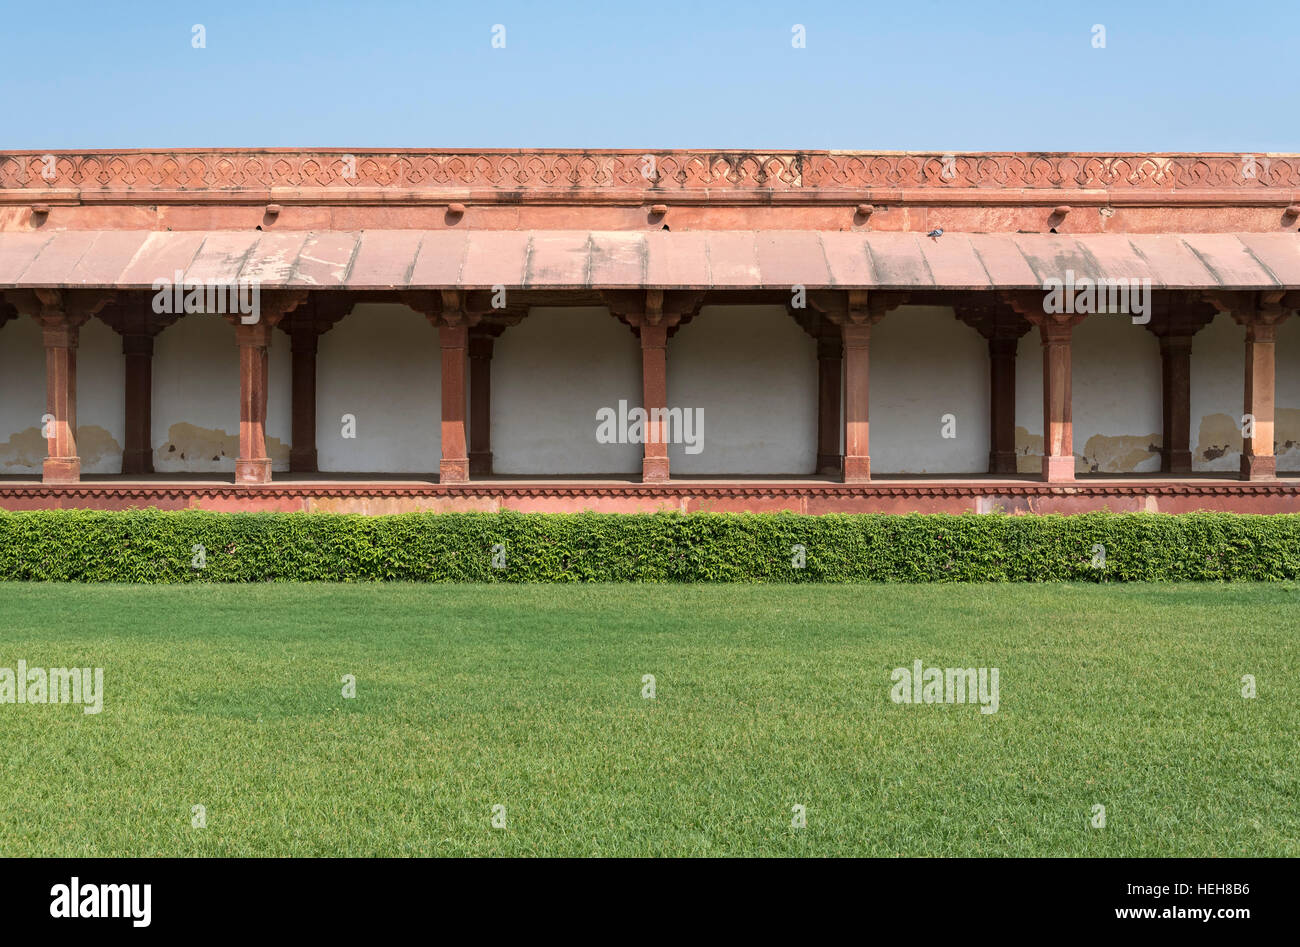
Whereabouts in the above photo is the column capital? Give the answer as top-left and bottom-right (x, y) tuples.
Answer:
(1143, 293), (1216, 340)
(222, 289), (307, 331)
(602, 289), (704, 337)
(279, 294), (354, 341)
(403, 289), (485, 329)
(1021, 309), (1085, 343)
(953, 299), (1031, 341)
(1205, 290), (1296, 334)
(817, 290), (908, 326)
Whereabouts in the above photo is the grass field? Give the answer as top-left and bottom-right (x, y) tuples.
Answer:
(1, 583), (1296, 857)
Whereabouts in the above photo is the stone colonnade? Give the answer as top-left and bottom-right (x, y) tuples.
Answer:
(3, 287), (1293, 485)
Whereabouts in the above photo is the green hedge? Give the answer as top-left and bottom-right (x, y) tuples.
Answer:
(0, 509), (1297, 582)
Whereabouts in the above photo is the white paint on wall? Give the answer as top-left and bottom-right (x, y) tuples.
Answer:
(1275, 316), (1300, 472)
(493, 307), (640, 475)
(1191, 313), (1244, 473)
(0, 315), (48, 473)
(1014, 326), (1044, 472)
(152, 314), (291, 472)
(667, 305), (816, 475)
(317, 304), (440, 473)
(1071, 316), (1162, 473)
(0, 315), (123, 474)
(76, 318), (126, 474)
(869, 306), (989, 474)
(0, 301), (1291, 479)
(1017, 315), (1164, 473)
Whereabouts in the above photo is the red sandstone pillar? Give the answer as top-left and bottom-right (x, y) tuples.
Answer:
(1211, 295), (1291, 481)
(440, 324), (470, 483)
(122, 332), (154, 475)
(234, 321), (274, 484)
(1023, 314), (1082, 483)
(988, 335), (1019, 474)
(640, 323), (670, 483)
(1158, 335), (1194, 474)
(841, 322), (872, 482)
(816, 334), (842, 475)
(40, 312), (83, 484)
(469, 333), (494, 475)
(290, 325), (318, 473)
(1240, 321), (1278, 481)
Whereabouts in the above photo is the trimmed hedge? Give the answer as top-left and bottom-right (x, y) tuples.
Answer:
(0, 509), (1297, 582)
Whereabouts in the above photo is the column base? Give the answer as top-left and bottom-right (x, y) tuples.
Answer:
(642, 456), (670, 483)
(235, 459), (272, 484)
(289, 449), (318, 474)
(440, 459), (470, 484)
(1041, 455), (1075, 483)
(1240, 454), (1276, 481)
(42, 457), (81, 484)
(816, 453), (842, 476)
(843, 455), (871, 483)
(988, 451), (1018, 475)
(121, 449), (154, 476)
(469, 451), (493, 476)
(1160, 450), (1192, 476)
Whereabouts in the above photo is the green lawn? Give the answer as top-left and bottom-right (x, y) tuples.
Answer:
(0, 583), (1296, 857)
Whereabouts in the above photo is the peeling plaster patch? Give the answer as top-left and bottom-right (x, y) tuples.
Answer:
(0, 427), (46, 472)
(1195, 413), (1242, 471)
(1275, 408), (1300, 472)
(154, 423), (288, 472)
(0, 425), (121, 473)
(1078, 434), (1161, 473)
(75, 426), (122, 470)
(1014, 426), (1042, 474)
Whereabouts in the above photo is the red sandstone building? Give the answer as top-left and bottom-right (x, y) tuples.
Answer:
(0, 149), (1298, 514)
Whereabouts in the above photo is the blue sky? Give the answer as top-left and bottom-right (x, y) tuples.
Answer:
(1, 0), (1295, 151)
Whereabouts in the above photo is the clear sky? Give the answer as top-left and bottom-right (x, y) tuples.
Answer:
(1, 0), (1295, 151)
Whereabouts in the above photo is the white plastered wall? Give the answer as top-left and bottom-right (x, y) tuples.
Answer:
(1272, 315), (1300, 472)
(152, 314), (291, 473)
(869, 306), (989, 474)
(667, 305), (816, 475)
(1190, 313), (1245, 473)
(492, 307), (640, 475)
(0, 315), (124, 474)
(317, 304), (441, 473)
(1016, 314), (1163, 474)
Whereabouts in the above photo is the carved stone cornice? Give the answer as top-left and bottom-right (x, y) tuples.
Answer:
(5, 151), (1298, 194)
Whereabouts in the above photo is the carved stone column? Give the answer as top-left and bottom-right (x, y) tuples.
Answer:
(1208, 292), (1295, 481)
(98, 299), (179, 476)
(279, 297), (351, 473)
(40, 310), (86, 483)
(820, 291), (906, 483)
(468, 330), (497, 475)
(955, 301), (1031, 475)
(225, 292), (305, 484)
(1017, 308), (1086, 483)
(602, 290), (703, 484)
(13, 290), (110, 484)
(1144, 297), (1215, 475)
(815, 334), (843, 475)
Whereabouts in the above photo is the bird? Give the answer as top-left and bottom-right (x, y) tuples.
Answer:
(926, 228), (944, 241)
